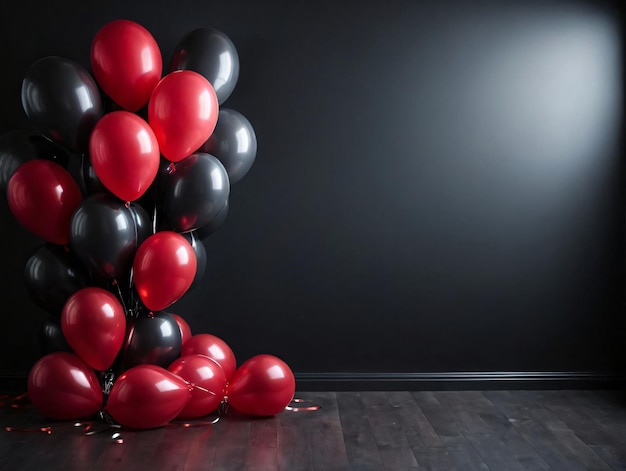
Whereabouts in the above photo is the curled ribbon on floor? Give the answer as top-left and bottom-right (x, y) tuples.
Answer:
(0, 392), (29, 409)
(74, 411), (124, 444)
(285, 398), (321, 412)
(5, 426), (52, 434)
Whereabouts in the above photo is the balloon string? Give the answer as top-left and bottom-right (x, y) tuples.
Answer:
(285, 398), (321, 412)
(75, 416), (123, 444)
(152, 198), (158, 234)
(185, 384), (226, 425)
(79, 152), (87, 194)
(189, 383), (218, 397)
(112, 279), (130, 317)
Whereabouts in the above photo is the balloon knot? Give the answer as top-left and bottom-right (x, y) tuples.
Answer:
(125, 201), (130, 209)
(167, 163), (176, 174)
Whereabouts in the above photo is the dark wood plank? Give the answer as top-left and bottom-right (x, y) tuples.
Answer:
(2, 389), (626, 470)
(485, 389), (616, 471)
(589, 445), (626, 471)
(465, 430), (552, 471)
(181, 426), (218, 471)
(359, 391), (418, 469)
(212, 413), (251, 471)
(387, 390), (444, 449)
(276, 395), (314, 470)
(411, 390), (491, 468)
(435, 391), (514, 435)
(305, 392), (350, 471)
(336, 391), (384, 470)
(245, 416), (278, 470)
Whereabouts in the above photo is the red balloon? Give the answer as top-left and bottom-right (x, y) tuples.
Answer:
(227, 354), (295, 417)
(171, 313), (192, 345)
(133, 231), (197, 311)
(28, 352), (103, 420)
(7, 159), (82, 245)
(61, 287), (126, 371)
(181, 333), (236, 381)
(91, 20), (162, 111)
(168, 354), (227, 418)
(106, 364), (191, 429)
(148, 70), (219, 162)
(89, 111), (160, 202)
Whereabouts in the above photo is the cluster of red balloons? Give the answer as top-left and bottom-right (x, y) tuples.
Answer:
(0, 19), (291, 429)
(29, 330), (295, 428)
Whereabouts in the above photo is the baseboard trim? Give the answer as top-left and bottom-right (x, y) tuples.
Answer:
(294, 371), (625, 391)
(2, 371), (623, 393)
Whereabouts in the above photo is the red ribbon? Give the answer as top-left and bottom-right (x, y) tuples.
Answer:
(0, 392), (29, 409)
(285, 398), (321, 412)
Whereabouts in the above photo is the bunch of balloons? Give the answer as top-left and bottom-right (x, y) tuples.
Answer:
(0, 20), (295, 429)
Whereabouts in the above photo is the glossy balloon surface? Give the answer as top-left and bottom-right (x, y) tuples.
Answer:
(21, 56), (102, 151)
(61, 287), (126, 371)
(0, 130), (71, 194)
(183, 232), (207, 291)
(181, 333), (236, 381)
(91, 20), (162, 111)
(148, 70), (218, 162)
(122, 311), (182, 369)
(106, 365), (191, 429)
(38, 316), (72, 355)
(227, 354), (295, 417)
(194, 200), (228, 240)
(89, 111), (160, 201)
(198, 108), (257, 184)
(24, 244), (90, 316)
(27, 352), (103, 420)
(171, 313), (192, 345)
(133, 232), (197, 311)
(70, 194), (151, 279)
(170, 28), (239, 104)
(168, 354), (226, 418)
(158, 153), (229, 232)
(7, 159), (82, 245)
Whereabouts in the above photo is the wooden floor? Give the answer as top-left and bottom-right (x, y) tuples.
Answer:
(1, 390), (626, 470)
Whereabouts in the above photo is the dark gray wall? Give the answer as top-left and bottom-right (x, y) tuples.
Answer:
(0, 0), (623, 379)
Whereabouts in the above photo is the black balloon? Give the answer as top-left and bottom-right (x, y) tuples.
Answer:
(0, 130), (71, 195)
(198, 108), (257, 184)
(70, 194), (151, 279)
(122, 312), (182, 369)
(24, 244), (91, 316)
(135, 156), (171, 218)
(39, 316), (73, 355)
(80, 154), (108, 196)
(64, 152), (109, 197)
(158, 153), (230, 233)
(194, 200), (229, 240)
(170, 28), (239, 104)
(21, 56), (103, 152)
(183, 232), (207, 291)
